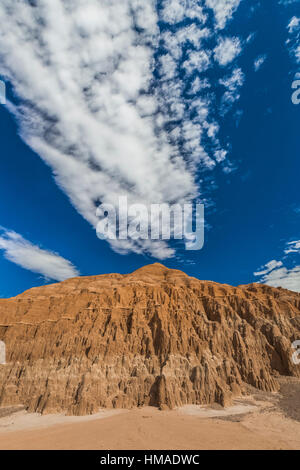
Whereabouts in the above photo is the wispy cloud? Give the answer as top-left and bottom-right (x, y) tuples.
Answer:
(0, 0), (245, 259)
(219, 68), (245, 114)
(254, 240), (300, 293)
(278, 0), (300, 73)
(254, 54), (267, 71)
(285, 240), (300, 254)
(287, 16), (300, 33)
(285, 14), (300, 64)
(279, 0), (300, 5)
(254, 260), (283, 276)
(0, 228), (79, 281)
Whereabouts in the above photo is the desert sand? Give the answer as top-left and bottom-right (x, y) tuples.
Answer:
(0, 389), (300, 450)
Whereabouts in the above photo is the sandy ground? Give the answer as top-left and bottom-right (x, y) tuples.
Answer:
(0, 391), (300, 450)
(0, 408), (125, 433)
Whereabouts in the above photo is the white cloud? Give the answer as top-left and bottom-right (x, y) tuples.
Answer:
(219, 67), (244, 91)
(188, 77), (211, 95)
(159, 53), (178, 80)
(0, 0), (245, 259)
(161, 0), (186, 24)
(219, 67), (244, 114)
(183, 50), (212, 74)
(0, 229), (79, 281)
(288, 16), (300, 33)
(254, 54), (267, 71)
(255, 266), (300, 293)
(285, 14), (300, 63)
(205, 0), (242, 30)
(214, 37), (241, 66)
(0, 0), (198, 259)
(158, 5), (245, 173)
(254, 260), (283, 276)
(161, 0), (207, 25)
(214, 149), (227, 162)
(162, 24), (210, 60)
(254, 240), (300, 293)
(246, 32), (256, 44)
(285, 240), (300, 254)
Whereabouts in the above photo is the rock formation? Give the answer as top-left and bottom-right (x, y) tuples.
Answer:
(0, 263), (299, 415)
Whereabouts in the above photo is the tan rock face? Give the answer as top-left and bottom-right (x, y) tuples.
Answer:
(0, 263), (299, 415)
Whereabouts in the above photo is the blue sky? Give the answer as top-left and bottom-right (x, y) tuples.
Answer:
(0, 0), (299, 297)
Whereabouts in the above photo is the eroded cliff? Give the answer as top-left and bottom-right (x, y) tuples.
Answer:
(0, 263), (299, 414)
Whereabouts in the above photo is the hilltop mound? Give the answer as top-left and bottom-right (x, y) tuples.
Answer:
(0, 264), (299, 415)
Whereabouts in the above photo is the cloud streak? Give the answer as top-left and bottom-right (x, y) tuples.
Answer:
(0, 228), (79, 281)
(254, 54), (267, 71)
